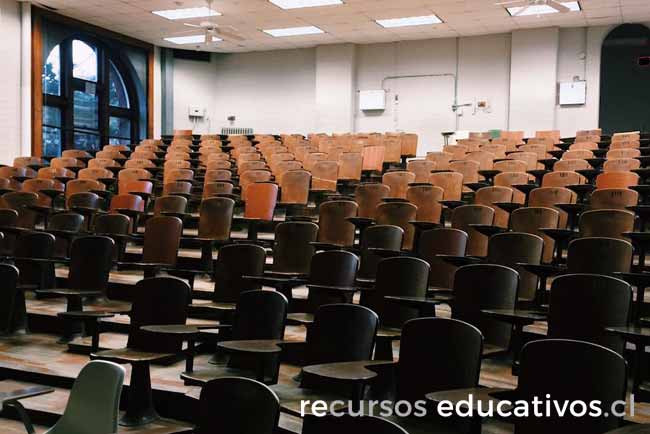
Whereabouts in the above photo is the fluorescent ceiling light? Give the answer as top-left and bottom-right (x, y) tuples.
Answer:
(507, 1), (581, 16)
(263, 26), (324, 37)
(153, 7), (221, 20)
(164, 35), (222, 44)
(376, 14), (443, 28)
(270, 0), (343, 9)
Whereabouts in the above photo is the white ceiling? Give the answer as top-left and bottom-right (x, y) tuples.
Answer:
(34, 0), (650, 52)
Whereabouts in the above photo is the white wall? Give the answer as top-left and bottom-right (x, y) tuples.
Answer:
(509, 28), (560, 137)
(169, 24), (646, 153)
(0, 0), (24, 164)
(153, 46), (162, 139)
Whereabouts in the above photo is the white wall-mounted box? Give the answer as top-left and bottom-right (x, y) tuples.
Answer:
(558, 81), (586, 106)
(359, 90), (386, 111)
(189, 106), (206, 117)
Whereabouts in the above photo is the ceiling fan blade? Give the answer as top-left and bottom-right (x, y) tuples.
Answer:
(513, 4), (532, 16)
(547, 0), (571, 13)
(183, 23), (202, 28)
(215, 28), (245, 42)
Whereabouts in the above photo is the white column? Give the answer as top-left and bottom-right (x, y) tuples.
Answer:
(315, 44), (356, 133)
(508, 27), (559, 137)
(20, 1), (31, 155)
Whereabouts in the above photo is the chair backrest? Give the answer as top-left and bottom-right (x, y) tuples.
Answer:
(198, 197), (234, 240)
(396, 318), (482, 404)
(0, 264), (21, 334)
(67, 236), (114, 293)
(452, 264), (519, 349)
(307, 250), (359, 310)
(196, 377), (279, 434)
(474, 186), (514, 228)
(529, 187), (576, 228)
(590, 188), (638, 210)
(510, 207), (560, 263)
(516, 339), (627, 434)
(153, 195), (188, 217)
(596, 171), (639, 189)
(553, 158), (591, 172)
(109, 194), (144, 213)
(542, 171), (584, 188)
(375, 201), (418, 250)
(494, 172), (529, 204)
(417, 228), (467, 289)
(244, 182), (278, 221)
(127, 277), (190, 353)
(2, 192), (38, 229)
(317, 200), (357, 247)
(355, 183), (389, 218)
(429, 171), (463, 201)
(311, 161), (339, 192)
(578, 209), (635, 239)
(382, 171), (416, 199)
(407, 160), (436, 183)
(566, 237), (632, 274)
(603, 158), (641, 173)
(357, 225), (404, 280)
(548, 274), (631, 354)
(494, 159), (528, 173)
(212, 244), (266, 303)
(203, 181), (234, 198)
(361, 256), (429, 328)
(487, 232), (544, 302)
(406, 184), (443, 223)
(142, 216), (183, 266)
(47, 360), (125, 434)
(163, 180), (193, 196)
(279, 169), (310, 205)
(451, 205), (494, 257)
(272, 221), (318, 274)
(338, 152), (363, 181)
(303, 304), (378, 368)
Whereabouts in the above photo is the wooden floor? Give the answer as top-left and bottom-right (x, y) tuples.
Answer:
(2, 269), (650, 433)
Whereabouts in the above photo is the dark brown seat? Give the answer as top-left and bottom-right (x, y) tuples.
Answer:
(47, 212), (84, 258)
(117, 216), (183, 278)
(92, 276), (191, 426)
(191, 243), (266, 318)
(452, 264), (519, 356)
(193, 377), (280, 434)
(152, 195), (188, 218)
(451, 205), (494, 257)
(356, 225), (404, 283)
(93, 213), (131, 260)
(12, 231), (56, 290)
(303, 414), (408, 434)
(375, 201), (417, 251)
(182, 290), (288, 385)
(360, 256), (430, 359)
(0, 264), (25, 335)
(418, 228), (468, 290)
(579, 209), (635, 240)
(510, 206), (560, 264)
(516, 339), (626, 433)
(2, 191), (39, 229)
(548, 274), (631, 354)
(315, 200), (358, 249)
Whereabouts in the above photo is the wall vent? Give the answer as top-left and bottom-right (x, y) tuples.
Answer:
(221, 127), (254, 135)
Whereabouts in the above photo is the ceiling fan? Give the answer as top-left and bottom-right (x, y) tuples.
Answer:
(169, 0), (245, 47)
(496, 0), (571, 17)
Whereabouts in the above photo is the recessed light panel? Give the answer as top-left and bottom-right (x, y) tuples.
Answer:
(507, 1), (581, 16)
(153, 7), (221, 20)
(263, 26), (324, 37)
(164, 35), (222, 44)
(269, 0), (343, 9)
(375, 14), (443, 28)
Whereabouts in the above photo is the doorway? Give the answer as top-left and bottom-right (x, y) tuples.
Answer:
(599, 24), (650, 134)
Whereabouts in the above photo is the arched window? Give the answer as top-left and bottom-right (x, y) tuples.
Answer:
(42, 37), (140, 156)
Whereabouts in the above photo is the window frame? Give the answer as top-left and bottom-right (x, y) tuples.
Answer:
(41, 35), (140, 155)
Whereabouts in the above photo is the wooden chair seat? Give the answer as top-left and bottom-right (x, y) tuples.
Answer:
(482, 343), (508, 356)
(189, 301), (237, 313)
(37, 288), (102, 297)
(286, 312), (314, 325)
(93, 348), (175, 363)
(377, 326), (401, 339)
(181, 366), (275, 386)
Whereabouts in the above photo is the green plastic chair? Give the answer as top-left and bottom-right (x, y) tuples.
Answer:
(45, 360), (125, 434)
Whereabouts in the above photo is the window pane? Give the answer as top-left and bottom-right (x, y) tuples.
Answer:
(73, 131), (100, 151)
(43, 126), (62, 157)
(109, 116), (131, 139)
(73, 90), (98, 130)
(43, 106), (61, 127)
(72, 40), (97, 82)
(43, 45), (61, 95)
(109, 61), (130, 108)
(109, 137), (131, 145)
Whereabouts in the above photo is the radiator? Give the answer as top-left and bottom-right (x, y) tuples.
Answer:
(221, 127), (254, 135)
